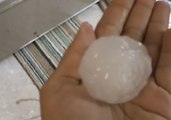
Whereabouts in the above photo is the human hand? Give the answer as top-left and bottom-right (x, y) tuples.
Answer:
(40, 0), (171, 120)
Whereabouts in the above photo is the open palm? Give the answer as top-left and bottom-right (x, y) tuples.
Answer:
(40, 0), (171, 120)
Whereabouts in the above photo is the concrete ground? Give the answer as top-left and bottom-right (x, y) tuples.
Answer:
(0, 56), (40, 120)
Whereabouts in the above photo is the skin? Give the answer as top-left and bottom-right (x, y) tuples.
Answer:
(40, 0), (171, 120)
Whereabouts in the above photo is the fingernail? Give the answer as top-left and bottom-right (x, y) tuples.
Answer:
(82, 22), (92, 29)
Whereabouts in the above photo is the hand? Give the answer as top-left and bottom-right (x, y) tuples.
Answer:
(40, 0), (171, 120)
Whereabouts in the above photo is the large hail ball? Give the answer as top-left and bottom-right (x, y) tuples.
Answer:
(79, 36), (152, 104)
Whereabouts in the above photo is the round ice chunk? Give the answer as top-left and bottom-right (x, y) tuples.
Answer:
(79, 36), (152, 104)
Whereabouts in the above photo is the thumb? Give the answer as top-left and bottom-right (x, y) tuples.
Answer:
(50, 22), (96, 81)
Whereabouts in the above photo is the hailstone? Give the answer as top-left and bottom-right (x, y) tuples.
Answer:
(79, 36), (152, 104)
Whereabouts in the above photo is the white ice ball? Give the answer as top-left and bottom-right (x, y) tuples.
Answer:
(79, 36), (152, 104)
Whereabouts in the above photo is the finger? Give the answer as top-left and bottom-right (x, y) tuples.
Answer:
(95, 0), (135, 38)
(122, 103), (166, 120)
(144, 1), (170, 69)
(122, 0), (155, 41)
(133, 78), (171, 119)
(156, 29), (171, 94)
(50, 22), (96, 81)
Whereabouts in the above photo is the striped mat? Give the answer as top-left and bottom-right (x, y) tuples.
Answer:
(14, 0), (110, 89)
(14, 0), (171, 89)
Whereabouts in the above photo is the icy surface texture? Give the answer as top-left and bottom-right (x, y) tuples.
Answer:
(79, 36), (152, 104)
